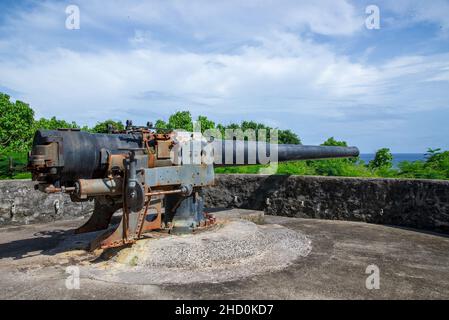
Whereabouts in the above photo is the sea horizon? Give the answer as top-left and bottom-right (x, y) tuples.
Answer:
(359, 153), (426, 167)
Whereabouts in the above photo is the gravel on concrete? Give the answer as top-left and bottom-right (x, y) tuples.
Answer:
(82, 220), (312, 285)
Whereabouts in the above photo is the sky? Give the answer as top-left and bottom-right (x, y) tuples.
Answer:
(0, 0), (448, 153)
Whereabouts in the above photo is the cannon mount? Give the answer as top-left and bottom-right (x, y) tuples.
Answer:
(28, 125), (359, 250)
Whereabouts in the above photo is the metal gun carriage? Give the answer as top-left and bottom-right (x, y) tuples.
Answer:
(28, 123), (359, 250)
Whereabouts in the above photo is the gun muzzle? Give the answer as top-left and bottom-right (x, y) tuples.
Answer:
(213, 140), (359, 166)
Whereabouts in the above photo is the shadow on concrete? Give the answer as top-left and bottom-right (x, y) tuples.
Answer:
(0, 216), (123, 261)
(0, 229), (73, 260)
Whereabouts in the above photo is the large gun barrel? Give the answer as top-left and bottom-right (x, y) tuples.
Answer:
(29, 129), (359, 185)
(28, 129), (143, 186)
(214, 140), (359, 166)
(278, 144), (359, 161)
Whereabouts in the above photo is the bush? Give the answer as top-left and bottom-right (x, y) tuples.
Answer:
(309, 159), (374, 177)
(90, 120), (124, 133)
(369, 148), (393, 169)
(0, 151), (31, 179)
(34, 116), (79, 131)
(0, 93), (35, 152)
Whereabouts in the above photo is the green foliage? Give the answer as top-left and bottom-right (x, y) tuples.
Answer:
(0, 93), (35, 152)
(154, 112), (301, 144)
(216, 123), (226, 136)
(216, 159), (374, 177)
(396, 148), (449, 180)
(196, 115), (215, 133)
(369, 148), (393, 169)
(155, 119), (168, 129)
(397, 161), (436, 179)
(311, 137), (352, 172)
(321, 137), (347, 147)
(213, 120), (301, 144)
(168, 111), (194, 131)
(278, 129), (301, 145)
(310, 159), (374, 177)
(156, 111), (203, 132)
(1, 92), (448, 181)
(154, 119), (169, 133)
(34, 116), (79, 131)
(215, 164), (266, 174)
(240, 120), (269, 132)
(90, 119), (124, 133)
(276, 161), (313, 175)
(0, 151), (31, 179)
(373, 166), (399, 178)
(425, 148), (449, 172)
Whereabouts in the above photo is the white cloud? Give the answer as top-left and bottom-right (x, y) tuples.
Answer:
(87, 0), (363, 37)
(1, 29), (448, 126)
(1, 0), (449, 151)
(0, 0), (364, 48)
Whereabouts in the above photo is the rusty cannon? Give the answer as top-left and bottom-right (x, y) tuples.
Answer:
(27, 123), (359, 250)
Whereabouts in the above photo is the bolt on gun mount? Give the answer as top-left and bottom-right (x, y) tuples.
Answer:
(28, 124), (359, 250)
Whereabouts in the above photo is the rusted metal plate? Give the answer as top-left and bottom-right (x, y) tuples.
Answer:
(157, 140), (171, 159)
(144, 165), (214, 187)
(89, 198), (163, 251)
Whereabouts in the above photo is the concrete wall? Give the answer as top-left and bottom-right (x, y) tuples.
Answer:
(0, 180), (93, 225)
(1, 175), (449, 233)
(205, 174), (449, 234)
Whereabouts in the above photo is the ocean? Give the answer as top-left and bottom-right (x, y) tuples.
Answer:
(359, 153), (426, 168)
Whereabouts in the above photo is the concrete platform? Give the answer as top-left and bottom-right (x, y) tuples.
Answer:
(0, 210), (448, 299)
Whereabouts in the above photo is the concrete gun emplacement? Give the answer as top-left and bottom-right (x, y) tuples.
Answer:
(28, 123), (359, 250)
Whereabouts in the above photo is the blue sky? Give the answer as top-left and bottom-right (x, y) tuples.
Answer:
(0, 0), (448, 152)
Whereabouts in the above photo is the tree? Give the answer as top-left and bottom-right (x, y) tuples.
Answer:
(154, 119), (168, 129)
(225, 123), (240, 130)
(168, 111), (193, 131)
(34, 116), (78, 131)
(153, 119), (169, 133)
(423, 148), (449, 177)
(0, 93), (35, 152)
(216, 123), (226, 137)
(242, 121), (269, 141)
(241, 120), (263, 131)
(90, 119), (124, 133)
(223, 122), (258, 140)
(369, 148), (393, 169)
(321, 137), (348, 147)
(209, 120), (301, 144)
(196, 115), (215, 132)
(425, 148), (443, 163)
(278, 129), (301, 144)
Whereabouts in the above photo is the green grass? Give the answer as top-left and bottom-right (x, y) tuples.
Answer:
(215, 158), (449, 180)
(1, 153), (448, 181)
(0, 151), (31, 179)
(215, 159), (376, 177)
